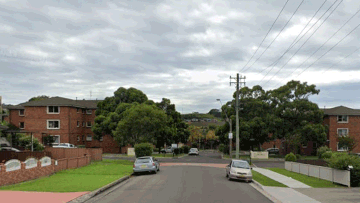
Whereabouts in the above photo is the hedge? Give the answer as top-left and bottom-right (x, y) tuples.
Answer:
(134, 143), (153, 158)
(285, 152), (297, 162)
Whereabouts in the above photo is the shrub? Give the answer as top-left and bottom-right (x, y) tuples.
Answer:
(218, 144), (225, 153)
(18, 134), (44, 151)
(295, 154), (302, 160)
(181, 145), (190, 154)
(178, 147), (183, 154)
(317, 146), (332, 159)
(326, 153), (360, 187)
(321, 151), (333, 159)
(174, 148), (180, 155)
(77, 145), (86, 148)
(285, 152), (297, 162)
(134, 143), (153, 158)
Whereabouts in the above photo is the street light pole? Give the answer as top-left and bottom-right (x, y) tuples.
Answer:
(217, 99), (232, 158)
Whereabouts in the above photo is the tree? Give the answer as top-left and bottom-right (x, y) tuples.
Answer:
(269, 81), (326, 153)
(188, 126), (203, 143)
(113, 103), (168, 145)
(28, 95), (50, 102)
(338, 136), (357, 153)
(208, 109), (221, 118)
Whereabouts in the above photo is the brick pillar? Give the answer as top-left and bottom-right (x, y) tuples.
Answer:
(0, 164), (4, 174)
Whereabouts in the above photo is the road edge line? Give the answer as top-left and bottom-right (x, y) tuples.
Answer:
(68, 175), (131, 203)
(250, 180), (282, 203)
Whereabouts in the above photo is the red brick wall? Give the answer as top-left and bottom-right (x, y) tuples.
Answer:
(0, 160), (54, 187)
(85, 135), (121, 154)
(45, 148), (102, 161)
(0, 155), (92, 186)
(327, 115), (360, 153)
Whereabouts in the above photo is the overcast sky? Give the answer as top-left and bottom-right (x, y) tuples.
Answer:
(1, 0), (360, 113)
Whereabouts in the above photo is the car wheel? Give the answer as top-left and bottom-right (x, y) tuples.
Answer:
(157, 166), (160, 171)
(227, 173), (231, 180)
(153, 169), (157, 174)
(226, 173), (228, 178)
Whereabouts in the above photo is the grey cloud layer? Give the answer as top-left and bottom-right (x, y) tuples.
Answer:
(1, 0), (360, 113)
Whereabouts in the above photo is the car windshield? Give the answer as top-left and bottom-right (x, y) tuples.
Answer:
(190, 148), (197, 151)
(136, 158), (151, 163)
(232, 161), (250, 169)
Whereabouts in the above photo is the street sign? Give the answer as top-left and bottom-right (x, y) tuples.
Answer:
(228, 133), (233, 139)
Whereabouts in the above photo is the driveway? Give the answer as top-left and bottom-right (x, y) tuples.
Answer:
(85, 165), (272, 203)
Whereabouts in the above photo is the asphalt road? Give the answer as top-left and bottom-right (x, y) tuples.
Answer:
(86, 165), (272, 203)
(104, 151), (285, 168)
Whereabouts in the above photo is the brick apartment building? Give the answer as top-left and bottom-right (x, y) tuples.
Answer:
(261, 106), (360, 155)
(2, 97), (121, 153)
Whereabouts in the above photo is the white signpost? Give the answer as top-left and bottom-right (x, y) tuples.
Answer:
(127, 148), (135, 156)
(228, 133), (233, 139)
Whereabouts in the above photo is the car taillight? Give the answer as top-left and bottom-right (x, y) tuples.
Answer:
(152, 163), (155, 166)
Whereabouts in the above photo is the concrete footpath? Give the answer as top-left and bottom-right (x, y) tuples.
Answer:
(0, 191), (88, 203)
(252, 167), (320, 203)
(252, 167), (360, 203)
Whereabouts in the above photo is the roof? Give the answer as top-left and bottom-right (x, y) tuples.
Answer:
(322, 106), (360, 116)
(7, 97), (102, 109)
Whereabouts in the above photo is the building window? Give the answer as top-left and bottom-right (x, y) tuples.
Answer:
(337, 128), (348, 136)
(47, 106), (60, 114)
(337, 142), (348, 151)
(337, 115), (348, 123)
(77, 108), (79, 113)
(19, 109), (25, 116)
(82, 122), (85, 127)
(47, 120), (60, 129)
(86, 109), (92, 115)
(100, 136), (103, 142)
(50, 135), (60, 145)
(77, 121), (80, 127)
(86, 121), (92, 127)
(302, 143), (307, 148)
(77, 136), (80, 142)
(86, 135), (92, 141)
(82, 109), (86, 114)
(19, 122), (25, 129)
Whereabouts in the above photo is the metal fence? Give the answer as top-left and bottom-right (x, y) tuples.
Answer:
(285, 161), (350, 187)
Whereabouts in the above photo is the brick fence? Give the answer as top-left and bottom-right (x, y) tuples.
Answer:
(0, 155), (91, 187)
(45, 148), (102, 161)
(0, 151), (48, 163)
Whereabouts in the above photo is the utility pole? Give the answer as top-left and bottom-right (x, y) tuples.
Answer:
(230, 73), (246, 159)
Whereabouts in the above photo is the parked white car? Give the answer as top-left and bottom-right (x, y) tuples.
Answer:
(225, 159), (252, 183)
(52, 143), (77, 148)
(188, 148), (199, 155)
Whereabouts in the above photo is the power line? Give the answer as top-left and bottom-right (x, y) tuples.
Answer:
(257, 0), (329, 79)
(260, 0), (344, 88)
(321, 47), (360, 75)
(242, 0), (305, 73)
(239, 0), (289, 73)
(294, 22), (360, 78)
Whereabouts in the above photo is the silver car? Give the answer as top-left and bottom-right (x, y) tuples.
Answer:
(225, 159), (252, 182)
(133, 156), (160, 174)
(188, 148), (199, 155)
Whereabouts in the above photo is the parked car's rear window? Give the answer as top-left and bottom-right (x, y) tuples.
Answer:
(136, 158), (151, 163)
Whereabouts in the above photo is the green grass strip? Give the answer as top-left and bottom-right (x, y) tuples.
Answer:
(267, 168), (345, 188)
(252, 170), (287, 187)
(0, 160), (134, 192)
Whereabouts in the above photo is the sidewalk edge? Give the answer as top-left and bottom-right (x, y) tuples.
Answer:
(250, 180), (282, 203)
(68, 175), (131, 203)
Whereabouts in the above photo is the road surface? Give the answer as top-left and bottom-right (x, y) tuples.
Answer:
(90, 151), (273, 203)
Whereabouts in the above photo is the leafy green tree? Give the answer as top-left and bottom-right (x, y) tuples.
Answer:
(338, 136), (357, 153)
(28, 95), (50, 102)
(18, 134), (44, 151)
(113, 103), (168, 145)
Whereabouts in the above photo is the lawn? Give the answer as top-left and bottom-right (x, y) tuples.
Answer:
(252, 170), (287, 187)
(0, 159), (134, 192)
(267, 168), (345, 188)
